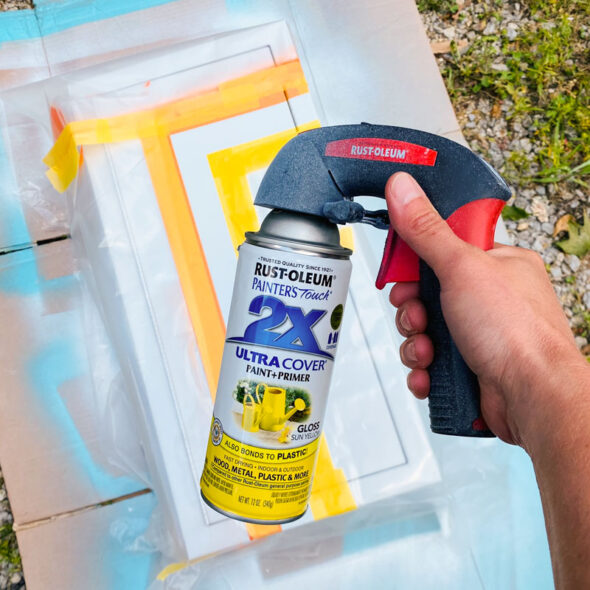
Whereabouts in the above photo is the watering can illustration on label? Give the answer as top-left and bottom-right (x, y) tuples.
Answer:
(241, 383), (306, 433)
(241, 392), (262, 432)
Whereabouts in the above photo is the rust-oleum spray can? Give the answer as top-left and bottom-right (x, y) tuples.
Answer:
(200, 209), (352, 524)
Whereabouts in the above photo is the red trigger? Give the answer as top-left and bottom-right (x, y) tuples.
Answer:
(375, 198), (506, 290)
(375, 227), (419, 288)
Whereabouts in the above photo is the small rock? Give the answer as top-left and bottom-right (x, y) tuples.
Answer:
(531, 198), (549, 222)
(517, 221), (529, 231)
(431, 40), (452, 54)
(442, 26), (455, 39)
(491, 62), (509, 72)
(535, 186), (546, 196)
(565, 254), (581, 272)
(506, 22), (519, 40)
(550, 266), (562, 279)
(520, 137), (533, 152)
(483, 20), (498, 35)
(575, 336), (588, 349)
(529, 219), (541, 232)
(518, 230), (531, 241)
(583, 292), (590, 310)
(10, 573), (21, 584)
(572, 315), (584, 328)
(541, 222), (554, 234)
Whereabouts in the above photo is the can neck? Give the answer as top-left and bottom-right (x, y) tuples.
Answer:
(245, 209), (352, 259)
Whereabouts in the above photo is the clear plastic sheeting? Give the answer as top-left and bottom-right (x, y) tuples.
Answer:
(0, 1), (550, 588)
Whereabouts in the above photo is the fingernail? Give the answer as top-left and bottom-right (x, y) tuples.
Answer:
(403, 340), (417, 363)
(399, 310), (412, 333)
(391, 173), (422, 206)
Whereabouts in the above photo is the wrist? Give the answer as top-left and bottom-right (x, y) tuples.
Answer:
(513, 348), (590, 456)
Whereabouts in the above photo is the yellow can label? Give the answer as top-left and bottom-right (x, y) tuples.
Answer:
(201, 420), (320, 522)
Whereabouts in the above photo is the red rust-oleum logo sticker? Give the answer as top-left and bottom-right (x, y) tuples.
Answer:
(325, 138), (437, 166)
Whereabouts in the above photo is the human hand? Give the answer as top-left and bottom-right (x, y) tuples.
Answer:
(385, 172), (587, 447)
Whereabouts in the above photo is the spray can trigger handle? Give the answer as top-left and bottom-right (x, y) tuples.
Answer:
(375, 226), (420, 288)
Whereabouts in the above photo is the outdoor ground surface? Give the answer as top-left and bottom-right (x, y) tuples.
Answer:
(0, 1), (588, 588)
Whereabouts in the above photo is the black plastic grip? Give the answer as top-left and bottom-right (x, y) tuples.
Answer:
(419, 261), (494, 437)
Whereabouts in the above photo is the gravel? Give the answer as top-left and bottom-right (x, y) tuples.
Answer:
(0, 0), (32, 10)
(421, 1), (590, 355)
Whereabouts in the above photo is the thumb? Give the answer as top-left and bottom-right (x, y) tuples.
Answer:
(385, 172), (468, 276)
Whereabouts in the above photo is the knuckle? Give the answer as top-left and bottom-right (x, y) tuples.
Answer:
(407, 209), (442, 238)
(522, 248), (545, 269)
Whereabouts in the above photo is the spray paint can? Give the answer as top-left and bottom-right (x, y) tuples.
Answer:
(200, 209), (352, 524)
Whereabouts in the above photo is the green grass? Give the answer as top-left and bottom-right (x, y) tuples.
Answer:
(417, 0), (459, 15)
(0, 476), (20, 577)
(433, 0), (590, 190)
(0, 522), (20, 575)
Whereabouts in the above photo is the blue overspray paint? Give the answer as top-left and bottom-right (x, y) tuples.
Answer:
(0, 9), (39, 44)
(105, 493), (158, 590)
(27, 336), (140, 499)
(0, 246), (75, 295)
(7, 241), (154, 583)
(0, 0), (177, 42)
